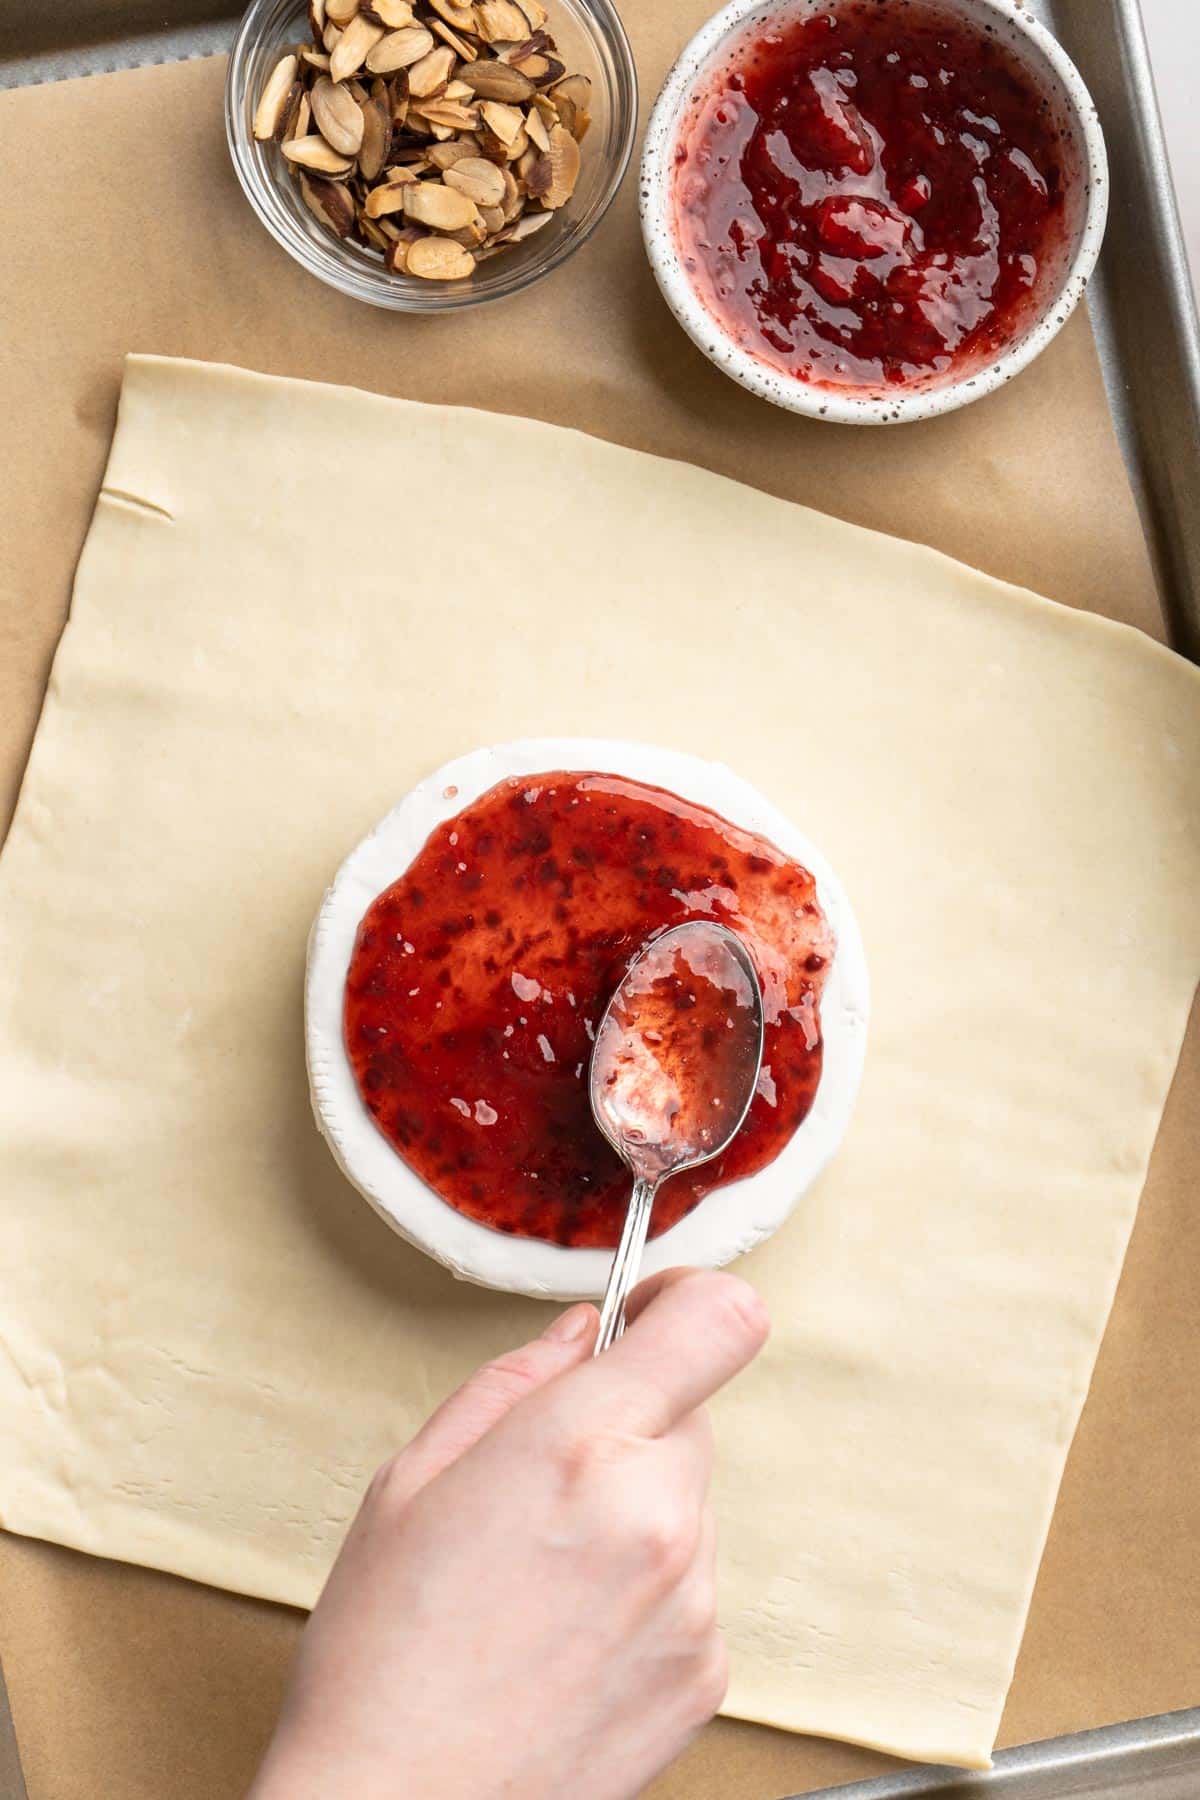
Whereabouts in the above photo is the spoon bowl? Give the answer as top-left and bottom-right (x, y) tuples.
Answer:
(588, 921), (765, 1350)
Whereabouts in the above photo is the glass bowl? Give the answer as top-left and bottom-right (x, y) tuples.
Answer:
(225, 0), (637, 311)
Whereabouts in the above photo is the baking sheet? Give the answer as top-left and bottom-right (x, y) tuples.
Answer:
(0, 6), (1197, 1799)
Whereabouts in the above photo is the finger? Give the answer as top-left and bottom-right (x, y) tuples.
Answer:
(554, 1270), (768, 1439)
(662, 1405), (714, 1493)
(623, 1265), (706, 1326)
(382, 1302), (597, 1507)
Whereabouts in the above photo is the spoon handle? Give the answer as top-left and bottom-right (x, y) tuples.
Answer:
(594, 1175), (658, 1355)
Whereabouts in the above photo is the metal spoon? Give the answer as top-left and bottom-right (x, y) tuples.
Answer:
(588, 920), (765, 1355)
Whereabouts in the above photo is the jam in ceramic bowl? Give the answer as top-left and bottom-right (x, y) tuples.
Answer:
(640, 0), (1107, 424)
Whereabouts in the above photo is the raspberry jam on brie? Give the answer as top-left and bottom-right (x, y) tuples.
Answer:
(344, 771), (832, 1247)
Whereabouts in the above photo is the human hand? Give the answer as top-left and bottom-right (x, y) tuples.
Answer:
(249, 1267), (769, 1800)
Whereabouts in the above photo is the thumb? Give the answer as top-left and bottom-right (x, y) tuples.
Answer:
(383, 1302), (597, 1508)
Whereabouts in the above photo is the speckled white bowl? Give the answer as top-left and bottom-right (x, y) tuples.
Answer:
(640, 0), (1108, 424)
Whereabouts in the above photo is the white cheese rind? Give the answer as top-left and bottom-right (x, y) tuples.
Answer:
(305, 739), (869, 1298)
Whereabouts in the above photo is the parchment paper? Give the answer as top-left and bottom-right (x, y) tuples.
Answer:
(0, 30), (1196, 1800)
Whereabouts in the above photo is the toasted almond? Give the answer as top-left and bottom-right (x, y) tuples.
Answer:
(442, 154), (507, 206)
(499, 163), (523, 220)
(253, 52), (298, 140)
(406, 236), (476, 278)
(299, 170), (356, 235)
(323, 20), (343, 50)
(539, 120), (579, 207)
(427, 137), (479, 169)
(357, 91), (393, 179)
(504, 124), (530, 161)
(326, 0), (360, 21)
(506, 206), (553, 241)
(311, 75), (366, 153)
(515, 141), (540, 182)
(407, 44), (456, 96)
(385, 231), (417, 272)
(358, 212), (390, 249)
(282, 133), (356, 174)
(402, 180), (481, 230)
(429, 0), (478, 30)
(364, 182), (414, 216)
(366, 23), (434, 70)
(301, 48), (332, 70)
(456, 58), (533, 101)
(414, 100), (480, 130)
(447, 216), (488, 246)
(431, 19), (478, 59)
(479, 202), (506, 232)
(364, 0), (414, 21)
(479, 98), (524, 144)
(475, 0), (530, 41)
(550, 72), (590, 138)
(309, 0), (327, 36)
(282, 82), (311, 142)
(444, 79), (474, 99)
(515, 0), (548, 27)
(330, 12), (385, 79)
(524, 102), (550, 151)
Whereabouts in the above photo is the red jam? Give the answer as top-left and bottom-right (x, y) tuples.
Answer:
(590, 924), (764, 1178)
(672, 1), (1069, 390)
(345, 772), (833, 1247)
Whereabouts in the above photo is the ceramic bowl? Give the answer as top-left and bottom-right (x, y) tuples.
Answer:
(640, 0), (1108, 424)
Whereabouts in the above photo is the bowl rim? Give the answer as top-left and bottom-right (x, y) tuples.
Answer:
(639, 0), (1110, 425)
(225, 0), (639, 313)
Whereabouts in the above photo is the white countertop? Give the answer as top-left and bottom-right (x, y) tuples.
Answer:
(1141, 0), (1200, 295)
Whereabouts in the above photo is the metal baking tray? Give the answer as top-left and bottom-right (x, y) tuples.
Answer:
(0, 3), (1196, 1795)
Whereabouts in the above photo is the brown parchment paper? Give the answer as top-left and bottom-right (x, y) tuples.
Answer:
(0, 29), (1196, 1800)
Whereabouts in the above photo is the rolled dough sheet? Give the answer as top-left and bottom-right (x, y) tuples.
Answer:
(0, 357), (1197, 1770)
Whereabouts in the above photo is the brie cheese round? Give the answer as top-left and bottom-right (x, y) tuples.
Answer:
(305, 739), (869, 1298)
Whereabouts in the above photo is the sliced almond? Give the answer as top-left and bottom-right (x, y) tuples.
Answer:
(282, 83), (311, 143)
(364, 182), (414, 216)
(479, 202), (506, 232)
(515, 0), (548, 28)
(323, 20), (343, 50)
(414, 100), (480, 130)
(358, 213), (390, 250)
(299, 171), (356, 235)
(479, 98), (524, 145)
(330, 12), (385, 80)
(550, 72), (591, 139)
(253, 52), (298, 141)
(311, 75), (366, 153)
(504, 124), (529, 161)
(300, 48), (332, 70)
(427, 137), (479, 169)
(429, 0), (478, 30)
(364, 0), (414, 22)
(282, 133), (356, 174)
(506, 206), (553, 241)
(442, 154), (507, 207)
(515, 141), (540, 183)
(539, 120), (579, 207)
(385, 228), (422, 272)
(444, 79), (474, 99)
(524, 102), (550, 151)
(407, 44), (456, 96)
(456, 58), (533, 101)
(431, 19), (478, 60)
(309, 0), (327, 36)
(366, 23), (434, 71)
(326, 0), (360, 21)
(512, 51), (556, 83)
(447, 216), (488, 247)
(475, 0), (530, 41)
(499, 163), (523, 220)
(406, 236), (476, 278)
(357, 92), (393, 179)
(402, 180), (481, 230)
